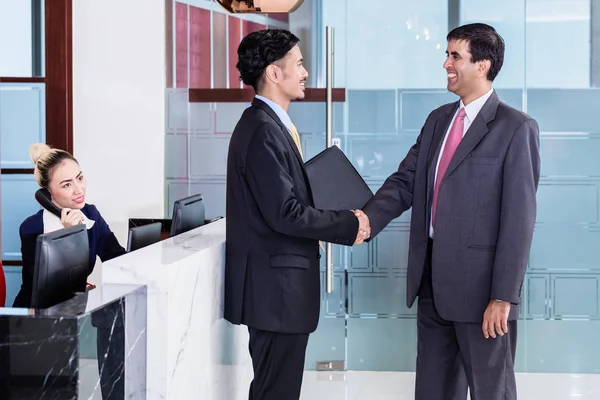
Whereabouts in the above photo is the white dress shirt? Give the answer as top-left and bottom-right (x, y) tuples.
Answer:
(429, 88), (494, 238)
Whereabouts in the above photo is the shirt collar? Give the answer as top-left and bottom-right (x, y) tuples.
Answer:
(255, 94), (292, 131)
(459, 87), (494, 123)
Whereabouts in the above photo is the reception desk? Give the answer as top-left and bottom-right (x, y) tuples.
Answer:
(102, 218), (253, 399)
(0, 284), (147, 399)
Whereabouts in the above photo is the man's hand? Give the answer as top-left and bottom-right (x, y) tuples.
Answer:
(482, 300), (511, 339)
(353, 210), (370, 245)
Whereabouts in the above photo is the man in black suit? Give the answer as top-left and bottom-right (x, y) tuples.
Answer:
(224, 29), (370, 400)
(359, 23), (540, 399)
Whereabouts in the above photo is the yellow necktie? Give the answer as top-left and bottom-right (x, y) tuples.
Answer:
(290, 122), (325, 252)
(289, 122), (303, 159)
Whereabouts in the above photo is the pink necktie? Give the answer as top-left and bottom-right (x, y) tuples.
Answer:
(432, 108), (466, 227)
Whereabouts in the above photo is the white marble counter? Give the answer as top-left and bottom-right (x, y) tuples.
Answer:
(101, 218), (253, 399)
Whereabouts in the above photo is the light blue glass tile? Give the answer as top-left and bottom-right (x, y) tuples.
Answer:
(348, 90), (396, 134)
(346, 318), (417, 371)
(495, 89), (523, 111)
(165, 134), (188, 179)
(461, 0), (525, 89)
(348, 134), (419, 179)
(189, 136), (230, 178)
(540, 135), (600, 177)
(215, 103), (250, 133)
(374, 225), (410, 270)
(348, 273), (414, 317)
(0, 2), (33, 77)
(302, 133), (327, 160)
(349, 241), (371, 272)
(304, 316), (345, 370)
(530, 227), (600, 272)
(516, 320), (600, 373)
(365, 179), (412, 224)
(287, 102), (344, 134)
(319, 244), (344, 272)
(1, 175), (41, 260)
(399, 91), (457, 131)
(4, 266), (23, 307)
(166, 89), (213, 132)
(187, 181), (226, 219)
(344, 0), (448, 90)
(536, 181), (598, 224)
(525, 6), (589, 88)
(526, 274), (549, 319)
(320, 272), (345, 317)
(0, 83), (45, 169)
(552, 275), (599, 319)
(528, 89), (600, 133)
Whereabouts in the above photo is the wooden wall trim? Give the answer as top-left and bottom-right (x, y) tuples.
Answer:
(0, 169), (34, 175)
(189, 88), (346, 103)
(2, 260), (22, 267)
(0, 77), (45, 83)
(45, 0), (73, 154)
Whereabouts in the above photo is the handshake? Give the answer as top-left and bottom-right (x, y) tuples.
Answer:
(353, 210), (370, 245)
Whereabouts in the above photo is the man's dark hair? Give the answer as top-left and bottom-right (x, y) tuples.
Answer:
(447, 23), (505, 82)
(236, 29), (300, 92)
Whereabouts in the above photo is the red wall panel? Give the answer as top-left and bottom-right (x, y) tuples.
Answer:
(228, 16), (242, 89)
(175, 2), (188, 88)
(189, 6), (211, 88)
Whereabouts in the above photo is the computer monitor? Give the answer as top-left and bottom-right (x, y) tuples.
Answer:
(31, 225), (90, 309)
(127, 222), (162, 252)
(170, 194), (205, 237)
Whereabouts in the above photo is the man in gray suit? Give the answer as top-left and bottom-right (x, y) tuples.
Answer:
(358, 23), (540, 399)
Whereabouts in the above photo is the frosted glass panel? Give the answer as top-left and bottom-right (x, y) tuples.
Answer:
(346, 318), (418, 371)
(165, 134), (188, 179)
(348, 274), (414, 317)
(528, 89), (600, 132)
(0, 84), (46, 168)
(1, 175), (40, 260)
(0, 0), (33, 76)
(540, 135), (600, 177)
(460, 0), (525, 89)
(345, 0), (448, 89)
(348, 90), (396, 133)
(4, 266), (22, 307)
(165, 0), (600, 375)
(525, 0), (590, 88)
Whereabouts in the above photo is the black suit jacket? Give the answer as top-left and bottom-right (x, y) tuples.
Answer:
(224, 98), (359, 334)
(363, 91), (541, 323)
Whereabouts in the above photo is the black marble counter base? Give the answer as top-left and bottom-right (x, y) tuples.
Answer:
(0, 284), (147, 399)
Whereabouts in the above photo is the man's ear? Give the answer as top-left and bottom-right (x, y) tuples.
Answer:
(264, 64), (280, 83)
(478, 59), (491, 78)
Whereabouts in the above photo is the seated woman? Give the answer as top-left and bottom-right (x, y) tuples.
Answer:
(12, 143), (126, 308)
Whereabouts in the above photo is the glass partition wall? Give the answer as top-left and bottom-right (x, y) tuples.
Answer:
(166, 0), (600, 379)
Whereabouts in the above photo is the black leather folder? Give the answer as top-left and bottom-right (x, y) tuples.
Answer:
(304, 145), (374, 211)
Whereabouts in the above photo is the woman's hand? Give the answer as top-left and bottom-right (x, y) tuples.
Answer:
(61, 208), (84, 228)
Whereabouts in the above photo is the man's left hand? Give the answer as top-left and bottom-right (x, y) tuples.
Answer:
(482, 300), (510, 339)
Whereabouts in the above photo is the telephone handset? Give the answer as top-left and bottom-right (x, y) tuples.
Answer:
(35, 188), (64, 218)
(34, 188), (94, 290)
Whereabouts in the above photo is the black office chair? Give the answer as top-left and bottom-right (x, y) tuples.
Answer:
(126, 222), (162, 252)
(170, 194), (206, 237)
(31, 225), (90, 309)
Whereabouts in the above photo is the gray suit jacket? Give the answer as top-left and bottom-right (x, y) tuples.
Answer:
(363, 91), (540, 323)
